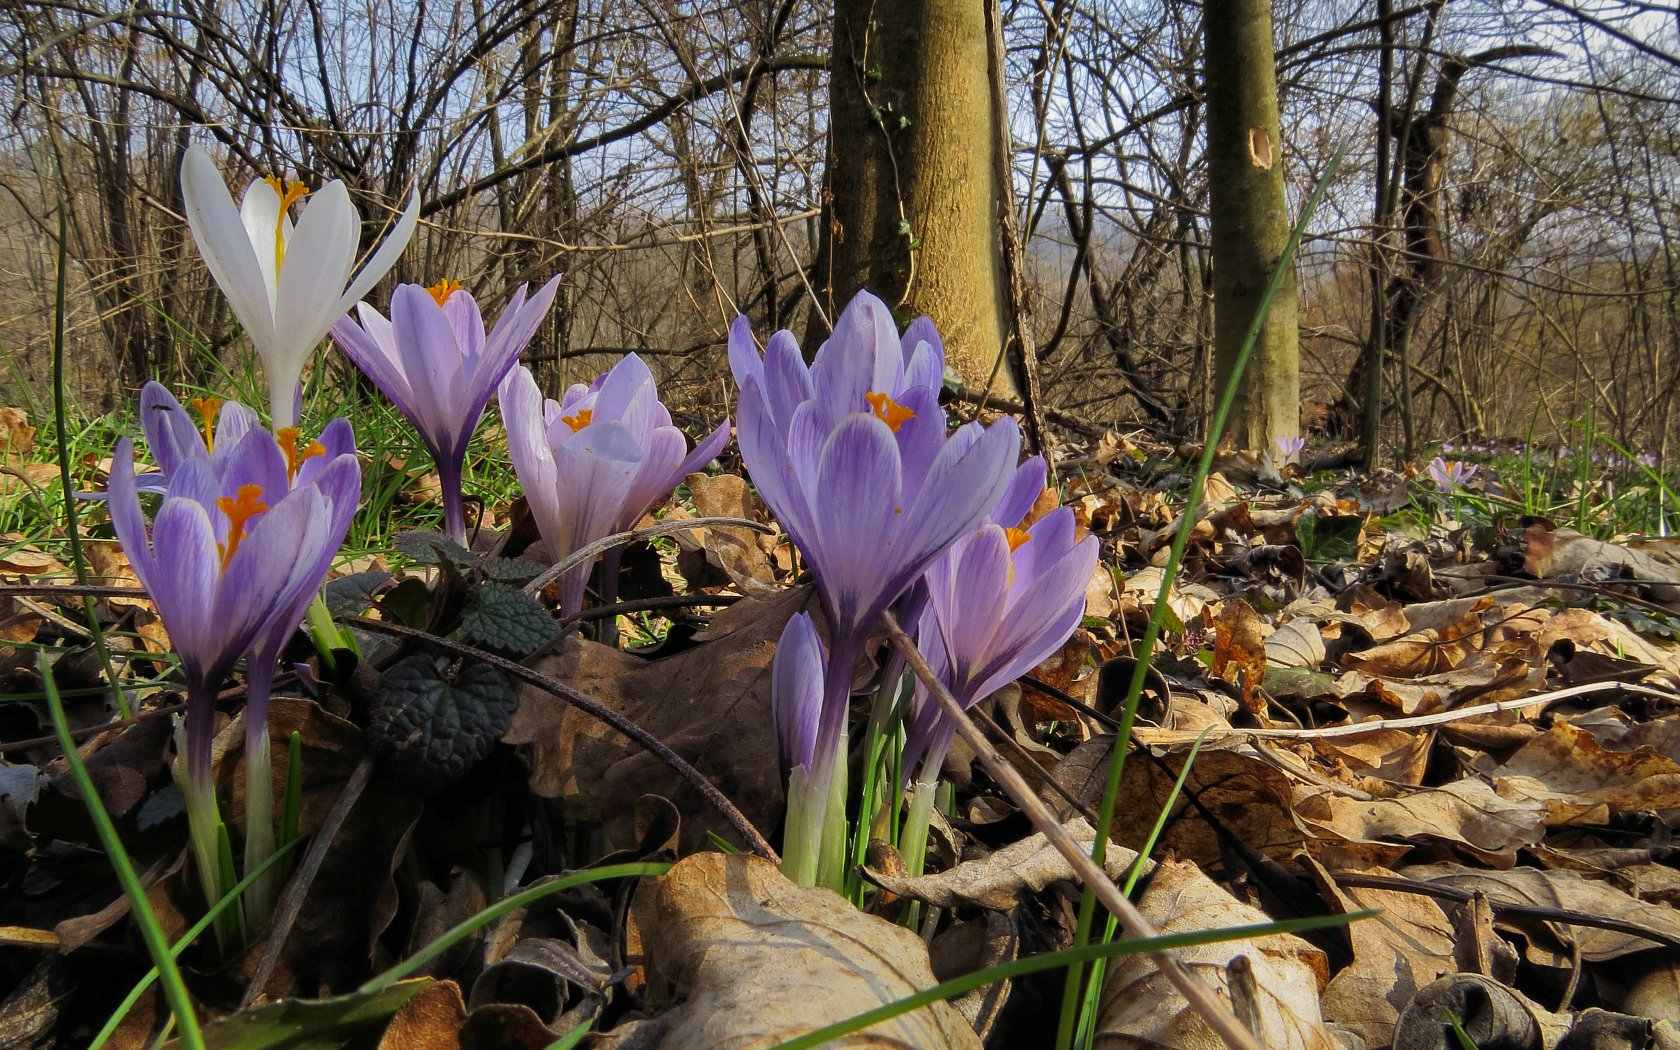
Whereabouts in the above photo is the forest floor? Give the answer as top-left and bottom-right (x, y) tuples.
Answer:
(3, 394), (1680, 1050)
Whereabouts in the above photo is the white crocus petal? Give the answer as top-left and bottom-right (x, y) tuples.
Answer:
(181, 145), (278, 359)
(238, 179), (285, 310)
(332, 190), (420, 318)
(270, 182), (360, 424)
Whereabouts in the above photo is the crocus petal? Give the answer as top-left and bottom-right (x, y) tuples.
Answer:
(140, 382), (206, 478)
(181, 145), (277, 357)
(728, 314), (763, 389)
(107, 439), (154, 589)
(995, 456), (1048, 528)
(332, 190), (419, 318)
(390, 283), (463, 456)
(331, 309), (415, 417)
(899, 315), (945, 394)
(148, 497), (222, 677)
(772, 612), (825, 774)
(762, 330), (816, 437)
(811, 291), (901, 415)
(499, 366), (564, 544)
(806, 414), (903, 627)
(276, 180), (359, 361)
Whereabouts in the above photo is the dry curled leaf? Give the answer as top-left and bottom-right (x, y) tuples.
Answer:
(867, 817), (1142, 911)
(1096, 858), (1338, 1050)
(604, 852), (979, 1049)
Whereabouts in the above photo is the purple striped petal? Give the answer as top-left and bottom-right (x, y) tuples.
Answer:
(772, 612), (825, 774)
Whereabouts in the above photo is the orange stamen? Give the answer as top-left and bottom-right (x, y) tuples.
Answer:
(262, 176), (310, 273)
(865, 391), (914, 432)
(187, 396), (222, 451)
(276, 426), (326, 482)
(561, 408), (593, 432)
(426, 278), (463, 306)
(1005, 526), (1031, 551)
(216, 484), (268, 568)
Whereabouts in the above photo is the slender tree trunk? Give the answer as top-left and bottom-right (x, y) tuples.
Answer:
(1203, 0), (1300, 452)
(812, 0), (1012, 394)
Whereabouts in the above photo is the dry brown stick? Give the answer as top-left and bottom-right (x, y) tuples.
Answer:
(1332, 871), (1680, 951)
(881, 611), (1262, 1050)
(243, 755), (374, 1006)
(344, 616), (779, 863)
(521, 516), (773, 596)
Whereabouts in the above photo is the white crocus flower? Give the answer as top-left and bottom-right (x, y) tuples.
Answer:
(180, 143), (419, 427)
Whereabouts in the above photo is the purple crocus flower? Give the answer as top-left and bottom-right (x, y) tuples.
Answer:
(773, 612), (824, 777)
(1274, 435), (1305, 464)
(332, 277), (560, 544)
(107, 413), (359, 921)
(902, 504), (1097, 786)
(731, 290), (1019, 885)
(1426, 456), (1478, 492)
(499, 353), (730, 617)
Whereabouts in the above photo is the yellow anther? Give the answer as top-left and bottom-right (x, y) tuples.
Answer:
(426, 278), (463, 306)
(1005, 527), (1031, 552)
(262, 176), (309, 274)
(561, 408), (593, 432)
(187, 396), (222, 451)
(216, 484), (268, 568)
(865, 391), (914, 432)
(276, 426), (326, 482)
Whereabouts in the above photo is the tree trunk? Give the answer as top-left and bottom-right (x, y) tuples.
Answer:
(1203, 0), (1300, 452)
(812, 0), (1012, 394)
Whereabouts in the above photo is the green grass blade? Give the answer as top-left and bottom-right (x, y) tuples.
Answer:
(770, 910), (1371, 1050)
(361, 862), (669, 992)
(89, 837), (303, 1050)
(39, 652), (205, 1050)
(50, 202), (130, 720)
(544, 1018), (593, 1050)
(280, 730), (302, 855)
(1056, 150), (1345, 1050)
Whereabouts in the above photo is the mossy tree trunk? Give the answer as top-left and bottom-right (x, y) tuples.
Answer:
(1204, 0), (1300, 452)
(811, 0), (1013, 395)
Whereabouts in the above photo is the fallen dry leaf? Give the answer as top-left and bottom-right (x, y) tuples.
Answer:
(868, 818), (1142, 911)
(505, 588), (803, 852)
(1399, 862), (1680, 966)
(1096, 857), (1339, 1050)
(606, 852), (979, 1049)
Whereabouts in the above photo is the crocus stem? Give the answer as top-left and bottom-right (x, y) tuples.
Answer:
(900, 773), (938, 880)
(781, 747), (836, 887)
(438, 458), (468, 547)
(242, 719), (276, 925)
(816, 722), (850, 892)
(171, 684), (233, 949)
(305, 594), (353, 674)
(847, 670), (903, 903)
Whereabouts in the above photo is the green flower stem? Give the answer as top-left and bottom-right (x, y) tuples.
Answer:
(816, 722), (851, 892)
(1053, 153), (1342, 1050)
(89, 836), (303, 1050)
(50, 203), (129, 721)
(362, 862), (668, 991)
(243, 721), (278, 922)
(40, 653), (204, 1050)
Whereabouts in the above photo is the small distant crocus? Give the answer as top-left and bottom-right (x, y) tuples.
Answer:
(1274, 435), (1306, 464)
(499, 354), (729, 617)
(181, 143), (417, 428)
(107, 405), (359, 931)
(732, 290), (1019, 886)
(1639, 452), (1660, 470)
(332, 276), (561, 544)
(897, 503), (1097, 876)
(1426, 456), (1478, 492)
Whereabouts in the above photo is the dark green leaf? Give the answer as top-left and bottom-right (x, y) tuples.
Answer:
(392, 530), (472, 567)
(323, 571), (392, 618)
(377, 577), (434, 629)
(460, 584), (560, 656)
(479, 556), (547, 584)
(367, 655), (518, 789)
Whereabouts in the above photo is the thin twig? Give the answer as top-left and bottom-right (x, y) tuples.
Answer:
(522, 516), (774, 596)
(343, 616), (778, 862)
(243, 756), (374, 1006)
(1141, 680), (1680, 742)
(881, 612), (1262, 1050)
(1331, 871), (1680, 951)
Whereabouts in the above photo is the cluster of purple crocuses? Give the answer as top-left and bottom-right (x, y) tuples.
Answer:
(112, 144), (1091, 929)
(733, 293), (1096, 887)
